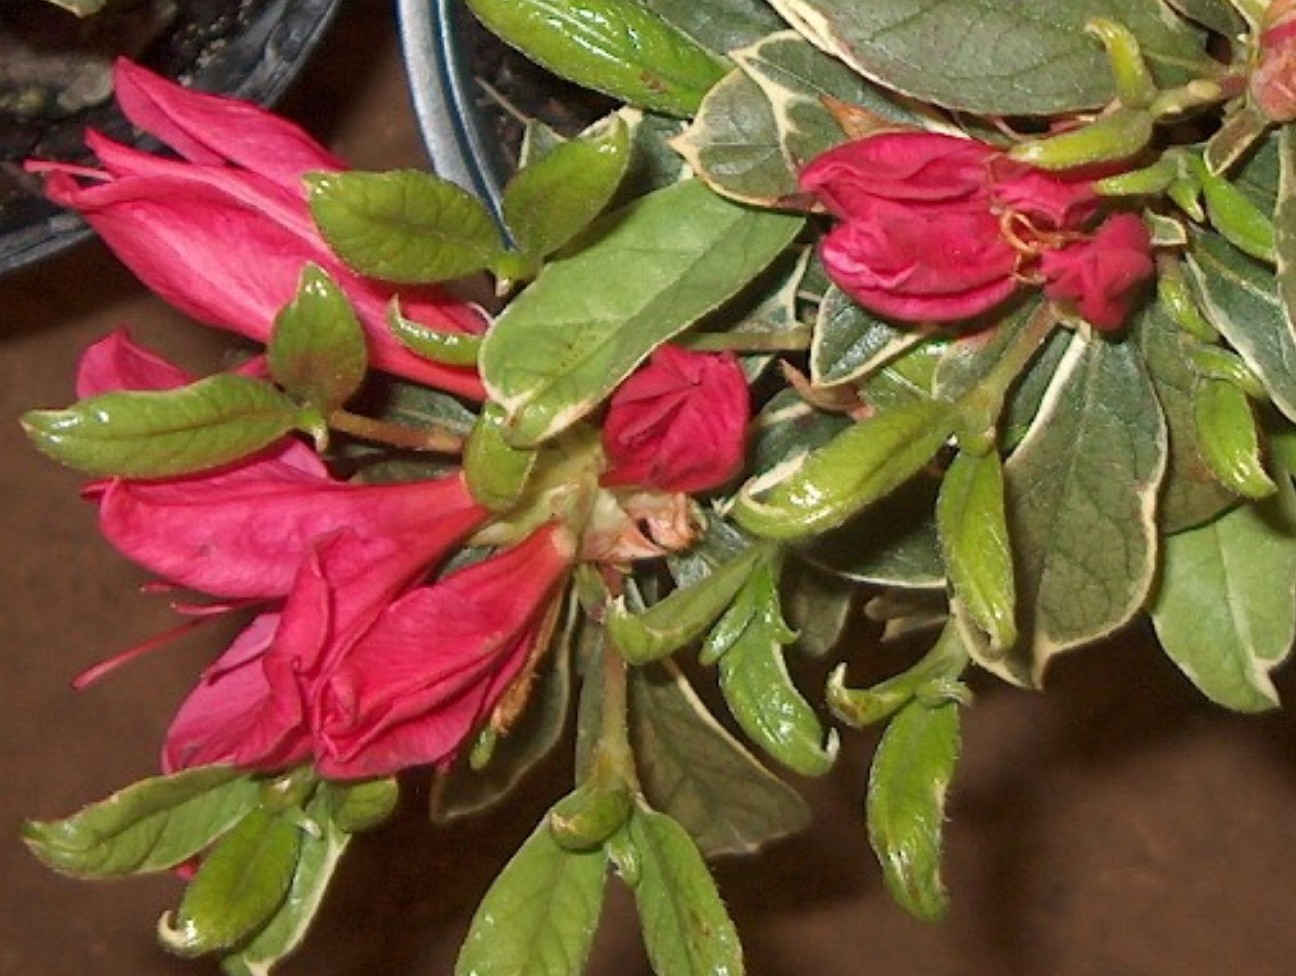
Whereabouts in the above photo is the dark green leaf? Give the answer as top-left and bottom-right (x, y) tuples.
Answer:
(812, 284), (924, 388)
(503, 115), (631, 262)
(1273, 126), (1296, 375)
(715, 561), (839, 776)
(482, 180), (802, 446)
(23, 375), (298, 478)
(307, 170), (502, 283)
(1002, 332), (1167, 685)
(160, 807), (302, 958)
(23, 766), (257, 879)
(671, 69), (802, 206)
(628, 806), (745, 976)
(641, 0), (786, 54)
(632, 661), (811, 855)
(1151, 479), (1296, 712)
(1189, 229), (1296, 423)
(1165, 0), (1243, 36)
(764, 0), (1207, 114)
(464, 0), (728, 117)
(455, 820), (606, 976)
(268, 264), (367, 411)
(221, 792), (351, 976)
(867, 699), (961, 921)
(782, 559), (856, 658)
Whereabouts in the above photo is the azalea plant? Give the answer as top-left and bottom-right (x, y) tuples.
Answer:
(17, 0), (1296, 972)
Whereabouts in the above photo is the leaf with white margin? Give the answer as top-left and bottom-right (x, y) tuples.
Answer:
(1002, 331), (1168, 685)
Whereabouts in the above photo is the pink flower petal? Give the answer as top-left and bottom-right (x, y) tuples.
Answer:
(1041, 214), (1153, 330)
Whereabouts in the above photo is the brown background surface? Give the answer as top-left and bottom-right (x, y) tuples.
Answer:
(4, 2), (1296, 974)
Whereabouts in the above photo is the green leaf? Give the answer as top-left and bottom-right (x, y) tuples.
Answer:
(503, 116), (631, 263)
(323, 778), (399, 834)
(1188, 230), (1296, 423)
(606, 110), (690, 209)
(23, 766), (257, 879)
(1273, 127), (1296, 369)
(936, 449), (1017, 652)
(1134, 300), (1237, 531)
(670, 69), (802, 206)
(465, 401), (540, 511)
(307, 170), (503, 283)
(464, 0), (729, 117)
(388, 303), (483, 367)
(1002, 332), (1168, 684)
(627, 806), (745, 976)
(160, 807), (303, 958)
(812, 284), (925, 388)
(482, 179), (802, 445)
(455, 820), (606, 976)
(549, 784), (634, 852)
(42, 0), (109, 15)
(268, 264), (367, 412)
(763, 0), (1207, 114)
(23, 375), (299, 478)
(734, 398), (959, 541)
(782, 558), (856, 657)
(829, 622), (968, 727)
(733, 30), (925, 168)
(1165, 0), (1243, 36)
(608, 542), (772, 663)
(1151, 480), (1296, 712)
(640, 0), (786, 54)
(220, 793), (351, 976)
(631, 661), (811, 855)
(1193, 378), (1276, 499)
(714, 561), (840, 776)
(867, 699), (961, 921)
(802, 472), (945, 588)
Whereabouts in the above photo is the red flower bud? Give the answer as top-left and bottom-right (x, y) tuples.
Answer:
(1040, 214), (1154, 331)
(1252, 0), (1296, 122)
(601, 345), (749, 493)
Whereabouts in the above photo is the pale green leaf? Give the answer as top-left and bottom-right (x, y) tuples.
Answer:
(307, 170), (502, 283)
(867, 699), (961, 921)
(628, 806), (745, 976)
(631, 662), (811, 856)
(269, 264), (367, 411)
(763, 0), (1207, 114)
(161, 808), (302, 958)
(23, 375), (298, 478)
(1151, 480), (1296, 712)
(1003, 332), (1168, 684)
(220, 793), (351, 976)
(714, 561), (840, 776)
(455, 821), (606, 976)
(23, 767), (257, 879)
(481, 180), (802, 445)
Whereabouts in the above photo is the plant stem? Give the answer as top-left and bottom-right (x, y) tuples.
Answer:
(595, 631), (640, 792)
(328, 408), (465, 453)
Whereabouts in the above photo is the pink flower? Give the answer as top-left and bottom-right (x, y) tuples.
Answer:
(1252, 0), (1296, 122)
(1040, 214), (1154, 331)
(801, 132), (1150, 329)
(28, 60), (486, 399)
(78, 332), (490, 599)
(164, 523), (576, 778)
(601, 345), (749, 493)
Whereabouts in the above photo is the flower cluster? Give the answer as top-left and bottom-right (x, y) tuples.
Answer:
(801, 131), (1154, 330)
(31, 63), (752, 784)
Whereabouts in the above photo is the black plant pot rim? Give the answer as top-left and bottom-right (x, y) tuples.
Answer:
(396, 0), (509, 228)
(0, 0), (344, 278)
